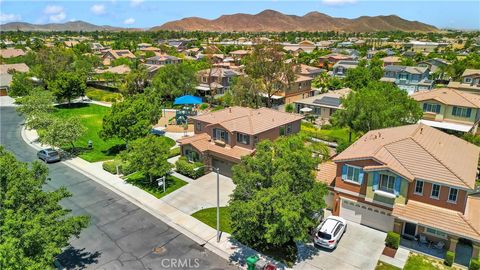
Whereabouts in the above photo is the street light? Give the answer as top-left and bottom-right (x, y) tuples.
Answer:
(195, 165), (221, 243)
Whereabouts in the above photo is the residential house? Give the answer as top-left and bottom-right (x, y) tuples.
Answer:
(295, 64), (325, 78)
(0, 63), (30, 96)
(381, 56), (402, 67)
(279, 74), (314, 105)
(177, 106), (303, 176)
(229, 50), (250, 62)
(318, 124), (480, 259)
(294, 88), (352, 120)
(0, 48), (26, 59)
(94, 64), (131, 75)
(145, 54), (182, 66)
(318, 53), (356, 69)
(418, 58), (450, 77)
(381, 65), (434, 95)
(332, 61), (359, 77)
(102, 49), (136, 66)
(90, 43), (105, 53)
(137, 43), (152, 50)
(404, 41), (449, 53)
(448, 69), (480, 94)
(195, 68), (242, 97)
(412, 88), (480, 134)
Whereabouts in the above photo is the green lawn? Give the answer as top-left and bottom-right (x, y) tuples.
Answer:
(301, 122), (355, 143)
(85, 87), (122, 102)
(404, 254), (454, 270)
(125, 172), (187, 199)
(52, 103), (125, 162)
(191, 207), (232, 234)
(376, 261), (401, 270)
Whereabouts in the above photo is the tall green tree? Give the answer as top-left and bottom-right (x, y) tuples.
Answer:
(8, 72), (36, 97)
(120, 64), (148, 96)
(16, 90), (55, 129)
(50, 72), (86, 105)
(40, 117), (86, 151)
(100, 94), (160, 145)
(0, 147), (89, 269)
(229, 76), (262, 108)
(120, 135), (173, 183)
(230, 135), (327, 249)
(331, 81), (423, 140)
(151, 62), (197, 99)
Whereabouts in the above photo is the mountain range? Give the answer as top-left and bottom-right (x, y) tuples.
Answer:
(0, 10), (438, 33)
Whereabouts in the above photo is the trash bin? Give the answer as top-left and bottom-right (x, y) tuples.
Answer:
(246, 255), (259, 270)
(254, 259), (268, 270)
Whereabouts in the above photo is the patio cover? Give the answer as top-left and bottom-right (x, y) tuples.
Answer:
(173, 95), (203, 105)
(419, 119), (473, 133)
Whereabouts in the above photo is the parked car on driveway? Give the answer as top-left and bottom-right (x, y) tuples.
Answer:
(314, 216), (347, 249)
(37, 148), (61, 163)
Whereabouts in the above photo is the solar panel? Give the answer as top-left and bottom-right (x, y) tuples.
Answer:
(313, 96), (341, 107)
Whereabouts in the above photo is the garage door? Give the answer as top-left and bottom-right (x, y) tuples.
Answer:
(212, 158), (234, 177)
(340, 199), (394, 232)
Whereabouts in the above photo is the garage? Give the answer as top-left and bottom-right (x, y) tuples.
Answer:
(340, 198), (394, 232)
(212, 158), (234, 177)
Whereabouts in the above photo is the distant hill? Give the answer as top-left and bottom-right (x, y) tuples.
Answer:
(0, 21), (136, 32)
(153, 10), (438, 33)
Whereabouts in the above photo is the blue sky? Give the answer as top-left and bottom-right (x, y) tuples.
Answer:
(0, 1), (479, 30)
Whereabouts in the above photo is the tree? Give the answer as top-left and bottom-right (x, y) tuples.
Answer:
(120, 135), (173, 183)
(331, 81), (423, 141)
(50, 72), (86, 105)
(16, 90), (55, 128)
(0, 146), (89, 269)
(229, 76), (262, 108)
(229, 135), (327, 249)
(243, 41), (295, 108)
(8, 72), (35, 97)
(40, 117), (86, 151)
(120, 63), (148, 96)
(151, 62), (197, 99)
(34, 47), (75, 85)
(285, 103), (294, 113)
(344, 59), (383, 90)
(100, 94), (161, 145)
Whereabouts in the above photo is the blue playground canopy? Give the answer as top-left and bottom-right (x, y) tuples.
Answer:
(173, 95), (202, 105)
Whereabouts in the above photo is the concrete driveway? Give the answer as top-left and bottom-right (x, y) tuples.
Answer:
(161, 172), (235, 214)
(295, 221), (386, 270)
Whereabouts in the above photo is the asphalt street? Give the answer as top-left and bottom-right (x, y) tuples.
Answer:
(0, 106), (237, 270)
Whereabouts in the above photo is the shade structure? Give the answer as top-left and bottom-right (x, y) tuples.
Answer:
(173, 95), (203, 105)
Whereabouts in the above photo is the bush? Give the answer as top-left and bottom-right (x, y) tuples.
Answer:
(285, 103), (294, 113)
(385, 231), (400, 249)
(445, 251), (455, 266)
(336, 140), (353, 153)
(470, 258), (480, 270)
(103, 161), (118, 174)
(175, 156), (204, 179)
(199, 103), (209, 110)
(169, 147), (181, 158)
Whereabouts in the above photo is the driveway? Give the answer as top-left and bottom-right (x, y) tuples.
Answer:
(161, 172), (235, 214)
(295, 221), (386, 270)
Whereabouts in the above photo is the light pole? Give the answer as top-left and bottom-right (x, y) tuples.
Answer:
(195, 165), (221, 242)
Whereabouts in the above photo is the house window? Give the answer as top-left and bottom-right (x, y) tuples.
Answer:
(185, 150), (200, 162)
(344, 165), (362, 184)
(379, 174), (395, 193)
(195, 121), (202, 131)
(414, 180), (424, 195)
(213, 128), (228, 143)
(425, 228), (447, 239)
(452, 106), (472, 118)
(202, 77), (207, 83)
(465, 78), (472, 83)
(286, 123), (293, 134)
(448, 188), (458, 203)
(430, 183), (440, 199)
(236, 133), (250, 145)
(423, 103), (441, 114)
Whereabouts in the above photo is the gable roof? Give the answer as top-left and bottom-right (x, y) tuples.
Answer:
(0, 63), (29, 74)
(192, 106), (303, 135)
(411, 88), (480, 108)
(104, 49), (136, 59)
(462, 69), (480, 77)
(333, 124), (479, 189)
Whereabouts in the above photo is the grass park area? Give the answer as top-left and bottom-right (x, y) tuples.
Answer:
(376, 254), (463, 270)
(125, 172), (187, 199)
(301, 122), (355, 143)
(85, 87), (122, 103)
(191, 207), (232, 234)
(52, 103), (125, 162)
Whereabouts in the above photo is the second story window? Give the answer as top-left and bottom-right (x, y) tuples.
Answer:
(430, 183), (440, 199)
(448, 188), (458, 203)
(414, 180), (424, 195)
(452, 106), (472, 118)
(213, 128), (228, 143)
(342, 164), (363, 184)
(196, 121), (202, 131)
(380, 174), (395, 193)
(423, 103), (441, 114)
(236, 133), (250, 145)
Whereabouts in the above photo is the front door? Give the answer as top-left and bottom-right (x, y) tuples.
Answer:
(403, 222), (417, 238)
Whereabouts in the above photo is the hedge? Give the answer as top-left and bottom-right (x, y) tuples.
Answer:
(103, 161), (118, 174)
(169, 147), (181, 158)
(470, 259), (480, 270)
(385, 231), (400, 249)
(445, 251), (455, 266)
(175, 157), (204, 179)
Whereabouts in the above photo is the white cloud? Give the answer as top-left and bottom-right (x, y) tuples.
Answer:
(44, 5), (66, 23)
(123, 17), (135, 25)
(130, 0), (144, 7)
(322, 0), (357, 5)
(0, 13), (21, 23)
(90, 4), (106, 15)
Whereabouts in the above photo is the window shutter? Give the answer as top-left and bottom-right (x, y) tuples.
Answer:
(423, 103), (427, 111)
(341, 165), (347, 180)
(359, 170), (364, 185)
(213, 128), (217, 139)
(246, 135), (250, 145)
(394, 176), (401, 196)
(373, 172), (379, 190)
(452, 107), (457, 116)
(436, 104), (441, 113)
(225, 133), (229, 143)
(467, 108), (472, 118)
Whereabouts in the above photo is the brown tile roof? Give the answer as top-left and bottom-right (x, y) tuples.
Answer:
(192, 106), (304, 135)
(104, 49), (136, 59)
(177, 133), (254, 162)
(333, 124), (479, 189)
(411, 88), (480, 108)
(0, 48), (26, 58)
(393, 200), (480, 241)
(381, 56), (401, 63)
(462, 69), (480, 77)
(0, 63), (29, 74)
(316, 161), (337, 187)
(95, 64), (131, 75)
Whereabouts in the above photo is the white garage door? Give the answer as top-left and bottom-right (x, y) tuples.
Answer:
(340, 199), (394, 232)
(212, 158), (234, 177)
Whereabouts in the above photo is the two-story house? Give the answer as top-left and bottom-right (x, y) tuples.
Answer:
(318, 53), (356, 69)
(332, 61), (359, 77)
(411, 88), (480, 134)
(294, 88), (352, 121)
(448, 69), (480, 94)
(195, 68), (243, 97)
(381, 65), (434, 95)
(294, 64), (325, 79)
(418, 58), (450, 79)
(177, 106), (303, 177)
(102, 49), (136, 66)
(318, 124), (480, 257)
(145, 54), (182, 66)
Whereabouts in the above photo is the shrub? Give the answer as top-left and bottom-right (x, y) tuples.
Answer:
(385, 231), (400, 249)
(103, 161), (118, 174)
(445, 251), (455, 266)
(285, 103), (294, 113)
(169, 147), (181, 158)
(336, 140), (353, 153)
(470, 258), (480, 270)
(175, 156), (204, 179)
(199, 103), (209, 110)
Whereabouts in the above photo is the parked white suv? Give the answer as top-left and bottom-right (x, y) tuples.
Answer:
(313, 216), (347, 249)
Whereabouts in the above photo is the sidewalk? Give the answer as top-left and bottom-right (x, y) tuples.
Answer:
(22, 126), (285, 269)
